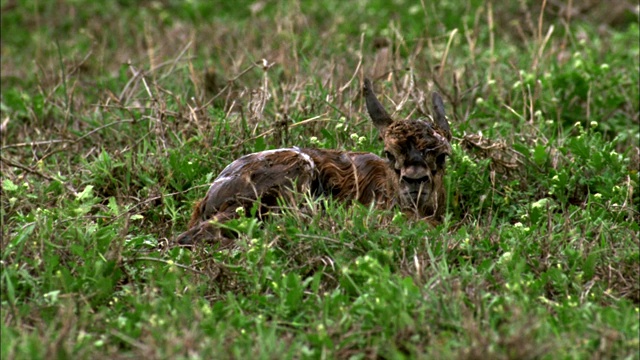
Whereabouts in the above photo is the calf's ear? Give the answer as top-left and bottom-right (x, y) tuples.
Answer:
(363, 78), (394, 136)
(432, 92), (452, 141)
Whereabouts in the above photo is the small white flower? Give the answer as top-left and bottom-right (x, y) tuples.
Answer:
(498, 251), (512, 264)
(573, 59), (584, 68)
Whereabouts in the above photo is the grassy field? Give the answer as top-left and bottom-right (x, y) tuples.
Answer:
(1, 0), (639, 358)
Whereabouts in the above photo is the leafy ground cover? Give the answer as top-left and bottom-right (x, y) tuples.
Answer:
(1, 0), (639, 358)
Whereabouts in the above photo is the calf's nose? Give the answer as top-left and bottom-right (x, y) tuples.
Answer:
(401, 165), (430, 183)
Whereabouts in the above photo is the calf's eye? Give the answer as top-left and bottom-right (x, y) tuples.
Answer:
(384, 151), (395, 162)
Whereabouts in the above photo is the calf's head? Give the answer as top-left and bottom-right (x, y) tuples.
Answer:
(363, 78), (452, 221)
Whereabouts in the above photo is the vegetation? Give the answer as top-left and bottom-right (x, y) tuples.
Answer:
(1, 0), (638, 358)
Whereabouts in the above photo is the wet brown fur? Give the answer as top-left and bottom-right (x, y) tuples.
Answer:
(303, 149), (396, 206)
(190, 150), (315, 226)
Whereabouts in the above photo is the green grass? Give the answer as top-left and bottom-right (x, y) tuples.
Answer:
(1, 0), (639, 358)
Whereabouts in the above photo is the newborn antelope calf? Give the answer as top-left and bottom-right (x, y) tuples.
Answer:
(177, 78), (452, 245)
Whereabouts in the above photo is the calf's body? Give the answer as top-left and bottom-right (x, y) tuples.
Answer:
(177, 147), (397, 245)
